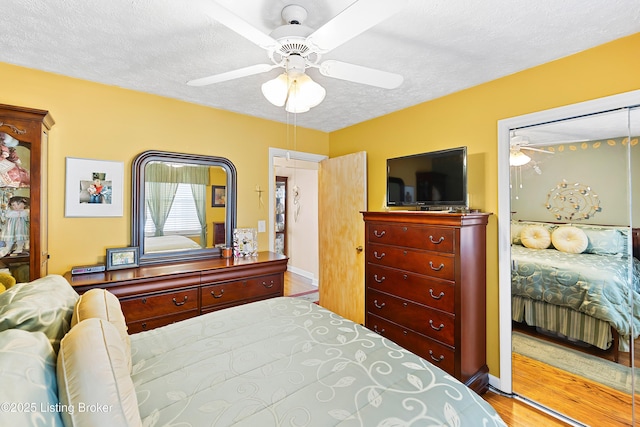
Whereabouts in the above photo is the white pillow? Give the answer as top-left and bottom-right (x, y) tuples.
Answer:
(552, 226), (589, 254)
(520, 225), (551, 249)
(57, 318), (142, 427)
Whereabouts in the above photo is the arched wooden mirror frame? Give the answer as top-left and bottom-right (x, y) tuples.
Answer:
(131, 150), (237, 265)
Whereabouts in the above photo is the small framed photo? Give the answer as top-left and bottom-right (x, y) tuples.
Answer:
(105, 247), (139, 271)
(212, 185), (226, 207)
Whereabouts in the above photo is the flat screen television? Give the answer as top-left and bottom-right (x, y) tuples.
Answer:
(386, 146), (467, 209)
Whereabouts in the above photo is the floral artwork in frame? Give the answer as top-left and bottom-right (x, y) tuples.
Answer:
(65, 157), (124, 217)
(212, 185), (226, 207)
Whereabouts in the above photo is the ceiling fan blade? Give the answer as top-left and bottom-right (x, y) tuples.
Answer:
(207, 2), (280, 50)
(306, 0), (407, 53)
(187, 64), (277, 86)
(319, 60), (403, 89)
(520, 146), (554, 154)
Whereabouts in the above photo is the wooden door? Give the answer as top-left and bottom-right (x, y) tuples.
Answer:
(318, 151), (367, 323)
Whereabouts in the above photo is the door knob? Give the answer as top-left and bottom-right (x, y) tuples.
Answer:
(356, 245), (363, 253)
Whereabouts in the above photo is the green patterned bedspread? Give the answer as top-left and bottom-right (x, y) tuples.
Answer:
(130, 297), (506, 426)
(511, 246), (640, 342)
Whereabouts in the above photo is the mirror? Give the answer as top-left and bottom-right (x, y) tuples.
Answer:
(132, 150), (237, 265)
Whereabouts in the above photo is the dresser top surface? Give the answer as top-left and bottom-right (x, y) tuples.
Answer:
(65, 251), (287, 288)
(362, 211), (491, 226)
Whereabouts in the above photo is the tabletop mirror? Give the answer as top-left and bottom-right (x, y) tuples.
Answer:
(131, 150), (237, 265)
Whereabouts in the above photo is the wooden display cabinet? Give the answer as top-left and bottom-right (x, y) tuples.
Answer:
(0, 104), (54, 281)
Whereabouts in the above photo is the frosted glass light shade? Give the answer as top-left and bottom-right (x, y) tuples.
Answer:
(510, 151), (531, 166)
(261, 74), (289, 107)
(261, 73), (326, 113)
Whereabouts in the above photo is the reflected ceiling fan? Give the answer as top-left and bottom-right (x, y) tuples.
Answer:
(510, 133), (553, 167)
(187, 0), (407, 113)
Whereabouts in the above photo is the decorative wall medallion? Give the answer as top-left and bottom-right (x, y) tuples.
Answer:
(545, 180), (601, 220)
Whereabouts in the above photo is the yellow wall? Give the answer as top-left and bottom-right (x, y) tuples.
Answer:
(329, 32), (640, 377)
(0, 62), (329, 274)
(1, 31), (639, 380)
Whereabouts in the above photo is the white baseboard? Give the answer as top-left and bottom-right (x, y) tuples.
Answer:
(286, 265), (319, 286)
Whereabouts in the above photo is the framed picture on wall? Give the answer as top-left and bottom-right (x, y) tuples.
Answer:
(212, 185), (226, 207)
(64, 157), (124, 217)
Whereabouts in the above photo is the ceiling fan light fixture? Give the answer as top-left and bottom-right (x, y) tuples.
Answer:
(262, 72), (326, 113)
(285, 74), (326, 113)
(261, 73), (289, 107)
(510, 150), (531, 166)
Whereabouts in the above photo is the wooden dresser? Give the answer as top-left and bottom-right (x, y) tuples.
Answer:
(362, 211), (490, 394)
(65, 252), (287, 333)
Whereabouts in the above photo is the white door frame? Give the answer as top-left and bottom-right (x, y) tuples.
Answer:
(495, 89), (640, 393)
(268, 148), (328, 253)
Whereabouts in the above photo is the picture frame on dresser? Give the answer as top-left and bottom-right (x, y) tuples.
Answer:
(105, 246), (139, 270)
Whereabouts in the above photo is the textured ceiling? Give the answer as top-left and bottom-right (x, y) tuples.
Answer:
(1, 0), (639, 132)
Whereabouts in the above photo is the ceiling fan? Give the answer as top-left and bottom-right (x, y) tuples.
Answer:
(510, 133), (554, 167)
(187, 1), (407, 112)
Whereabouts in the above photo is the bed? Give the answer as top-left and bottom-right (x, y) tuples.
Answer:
(0, 275), (506, 427)
(144, 234), (202, 253)
(510, 221), (640, 353)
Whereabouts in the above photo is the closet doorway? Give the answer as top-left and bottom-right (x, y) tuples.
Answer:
(496, 91), (640, 425)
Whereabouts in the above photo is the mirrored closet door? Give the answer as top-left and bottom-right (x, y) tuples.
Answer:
(508, 106), (639, 426)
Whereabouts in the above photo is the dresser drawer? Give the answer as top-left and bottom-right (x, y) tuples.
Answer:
(121, 288), (199, 323)
(367, 264), (454, 313)
(201, 273), (282, 309)
(367, 289), (455, 346)
(367, 223), (454, 253)
(127, 310), (198, 334)
(367, 243), (455, 280)
(366, 313), (455, 374)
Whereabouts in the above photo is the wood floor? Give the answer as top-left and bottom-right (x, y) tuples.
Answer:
(284, 271), (317, 296)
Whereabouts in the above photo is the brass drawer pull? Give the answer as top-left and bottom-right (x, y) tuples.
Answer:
(429, 261), (445, 271)
(429, 320), (445, 331)
(211, 289), (224, 299)
(172, 296), (188, 306)
(429, 289), (445, 300)
(262, 280), (275, 288)
(373, 325), (385, 334)
(373, 230), (386, 238)
(429, 235), (445, 244)
(373, 251), (385, 260)
(429, 350), (444, 363)
(373, 274), (385, 283)
(373, 299), (386, 309)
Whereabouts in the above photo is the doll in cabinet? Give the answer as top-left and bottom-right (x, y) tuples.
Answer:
(0, 104), (54, 281)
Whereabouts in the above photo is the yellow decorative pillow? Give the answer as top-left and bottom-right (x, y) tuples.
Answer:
(57, 318), (142, 427)
(71, 288), (131, 372)
(0, 273), (16, 292)
(520, 225), (551, 249)
(552, 226), (589, 254)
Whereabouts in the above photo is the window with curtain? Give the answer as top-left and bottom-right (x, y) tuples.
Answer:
(144, 162), (210, 245)
(144, 183), (201, 236)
